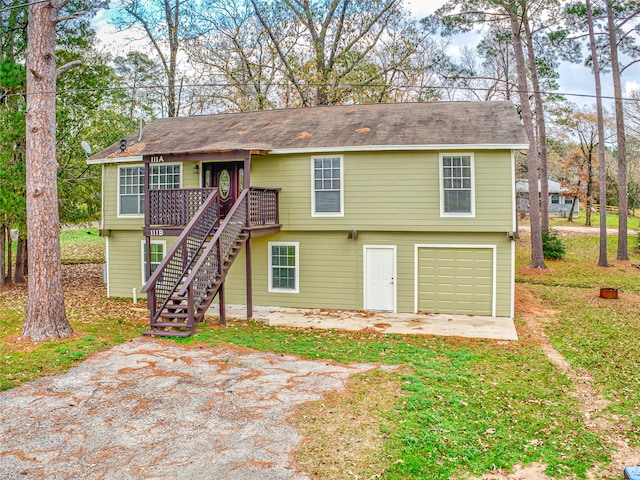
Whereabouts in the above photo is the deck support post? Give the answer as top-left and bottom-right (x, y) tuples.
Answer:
(218, 282), (226, 327)
(244, 152), (252, 319)
(246, 236), (252, 319)
(143, 158), (152, 283)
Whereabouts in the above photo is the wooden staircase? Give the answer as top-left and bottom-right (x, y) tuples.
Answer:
(141, 189), (250, 337)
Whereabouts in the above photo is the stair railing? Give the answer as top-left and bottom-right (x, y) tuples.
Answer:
(178, 189), (249, 312)
(141, 189), (220, 321)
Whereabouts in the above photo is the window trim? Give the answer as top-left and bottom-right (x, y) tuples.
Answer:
(311, 155), (344, 217)
(117, 164), (145, 218)
(141, 240), (166, 284)
(268, 241), (300, 294)
(439, 153), (475, 218)
(117, 163), (182, 218)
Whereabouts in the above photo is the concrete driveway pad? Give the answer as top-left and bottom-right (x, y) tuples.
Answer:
(0, 338), (381, 480)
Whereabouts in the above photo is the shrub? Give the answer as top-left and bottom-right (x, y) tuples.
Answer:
(542, 229), (566, 259)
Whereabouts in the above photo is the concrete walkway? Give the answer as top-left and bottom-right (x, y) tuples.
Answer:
(0, 338), (384, 480)
(207, 305), (519, 341)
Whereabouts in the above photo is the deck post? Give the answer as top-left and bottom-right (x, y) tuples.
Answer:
(218, 282), (226, 327)
(143, 157), (152, 282)
(244, 152), (252, 319)
(246, 236), (252, 319)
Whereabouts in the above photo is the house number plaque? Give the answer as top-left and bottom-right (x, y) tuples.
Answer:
(150, 156), (164, 163)
(150, 229), (164, 236)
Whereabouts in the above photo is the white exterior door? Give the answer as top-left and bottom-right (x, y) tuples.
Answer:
(363, 246), (396, 312)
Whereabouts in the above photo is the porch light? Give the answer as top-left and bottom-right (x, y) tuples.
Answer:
(193, 163), (200, 175)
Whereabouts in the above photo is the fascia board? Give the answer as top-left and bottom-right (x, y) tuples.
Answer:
(87, 155), (143, 165)
(270, 144), (529, 155)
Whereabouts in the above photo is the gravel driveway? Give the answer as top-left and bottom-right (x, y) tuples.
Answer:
(0, 338), (381, 480)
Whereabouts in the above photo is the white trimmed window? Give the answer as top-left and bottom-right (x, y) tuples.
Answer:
(268, 242), (299, 293)
(118, 164), (181, 216)
(141, 240), (166, 283)
(440, 154), (475, 217)
(312, 156), (343, 216)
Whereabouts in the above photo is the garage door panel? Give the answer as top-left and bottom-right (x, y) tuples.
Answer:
(417, 247), (493, 316)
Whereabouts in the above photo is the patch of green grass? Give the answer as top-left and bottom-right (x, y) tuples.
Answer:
(549, 212), (640, 230)
(0, 299), (143, 391)
(176, 323), (608, 478)
(2, 227), (638, 478)
(516, 234), (640, 293)
(530, 285), (640, 444)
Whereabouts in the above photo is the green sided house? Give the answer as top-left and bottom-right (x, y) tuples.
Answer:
(88, 102), (528, 336)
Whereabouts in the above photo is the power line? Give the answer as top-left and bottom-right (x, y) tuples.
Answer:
(3, 81), (639, 103)
(0, 0), (53, 12)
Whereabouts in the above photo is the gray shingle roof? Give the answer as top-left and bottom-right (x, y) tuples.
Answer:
(90, 102), (528, 161)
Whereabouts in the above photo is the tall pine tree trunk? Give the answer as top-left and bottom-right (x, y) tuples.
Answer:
(14, 235), (26, 283)
(586, 0), (608, 267)
(523, 15), (550, 232)
(0, 226), (5, 287)
(509, 8), (546, 269)
(606, 0), (628, 260)
(22, 0), (72, 340)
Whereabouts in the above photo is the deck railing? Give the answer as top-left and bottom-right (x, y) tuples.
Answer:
(148, 186), (279, 229)
(148, 188), (216, 226)
(249, 187), (279, 227)
(142, 189), (220, 319)
(178, 189), (249, 308)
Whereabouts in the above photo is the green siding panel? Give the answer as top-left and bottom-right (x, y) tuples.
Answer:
(249, 150), (514, 232)
(106, 230), (513, 317)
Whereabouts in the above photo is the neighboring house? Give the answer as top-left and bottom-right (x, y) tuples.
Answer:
(516, 179), (580, 218)
(89, 102), (528, 336)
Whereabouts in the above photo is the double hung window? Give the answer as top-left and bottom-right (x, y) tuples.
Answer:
(440, 154), (474, 216)
(268, 242), (299, 293)
(312, 156), (343, 216)
(118, 164), (181, 216)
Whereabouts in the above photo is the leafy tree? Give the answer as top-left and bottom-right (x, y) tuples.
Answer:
(113, 51), (162, 119)
(1, 0), (28, 285)
(247, 0), (423, 106)
(186, 0), (280, 111)
(550, 104), (611, 226)
(112, 0), (197, 117)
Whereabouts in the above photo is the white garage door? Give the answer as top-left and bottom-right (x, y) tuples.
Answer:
(416, 246), (494, 316)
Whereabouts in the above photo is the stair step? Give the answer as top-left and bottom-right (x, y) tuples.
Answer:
(142, 329), (193, 337)
(159, 312), (189, 319)
(150, 321), (190, 327)
(164, 303), (188, 310)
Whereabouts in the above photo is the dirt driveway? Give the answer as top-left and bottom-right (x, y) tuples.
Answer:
(0, 338), (384, 480)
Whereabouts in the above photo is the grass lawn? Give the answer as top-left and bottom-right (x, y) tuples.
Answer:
(520, 211), (640, 231)
(1, 228), (639, 478)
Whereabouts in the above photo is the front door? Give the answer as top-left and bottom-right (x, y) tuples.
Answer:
(363, 246), (396, 312)
(202, 162), (244, 218)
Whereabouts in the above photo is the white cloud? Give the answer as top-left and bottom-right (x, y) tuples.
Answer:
(405, 0), (447, 19)
(625, 80), (640, 96)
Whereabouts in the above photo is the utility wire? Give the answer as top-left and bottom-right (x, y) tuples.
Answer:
(3, 81), (639, 103)
(0, 0), (53, 12)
